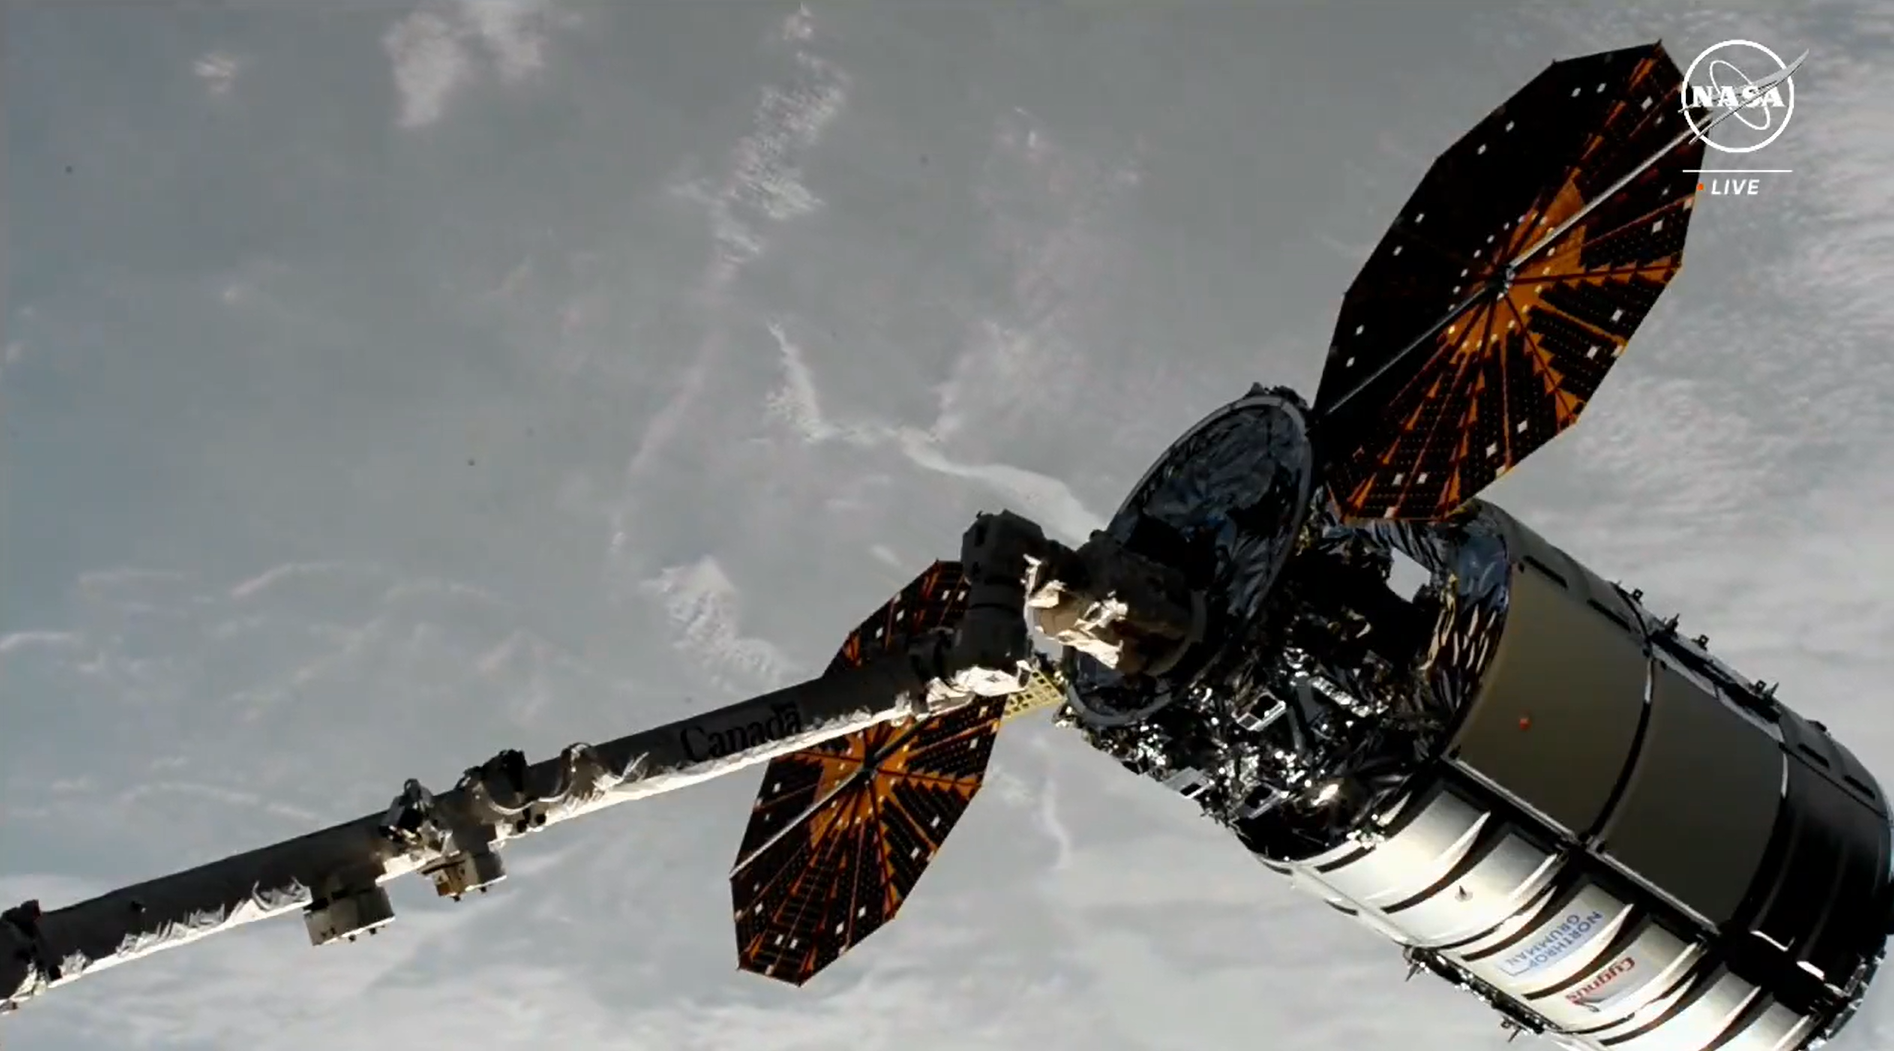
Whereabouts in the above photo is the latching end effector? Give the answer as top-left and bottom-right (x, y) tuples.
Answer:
(933, 509), (1206, 700)
(940, 511), (1049, 698)
(1026, 528), (1203, 677)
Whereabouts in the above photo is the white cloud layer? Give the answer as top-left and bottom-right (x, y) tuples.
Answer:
(6, 3), (1893, 1051)
(383, 0), (572, 128)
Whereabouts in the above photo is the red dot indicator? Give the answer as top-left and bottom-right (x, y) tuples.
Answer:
(1518, 716), (1533, 731)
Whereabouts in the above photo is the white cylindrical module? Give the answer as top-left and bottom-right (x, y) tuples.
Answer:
(1253, 504), (1889, 1051)
(1054, 390), (1883, 1051)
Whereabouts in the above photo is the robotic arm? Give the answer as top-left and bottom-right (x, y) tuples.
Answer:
(1, 510), (1193, 1014)
(1, 650), (949, 1010)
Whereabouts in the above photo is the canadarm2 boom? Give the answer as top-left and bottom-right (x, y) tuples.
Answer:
(1, 652), (940, 1011)
(1, 510), (1063, 1015)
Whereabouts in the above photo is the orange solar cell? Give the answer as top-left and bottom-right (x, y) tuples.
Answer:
(1314, 43), (1707, 521)
(731, 562), (1006, 985)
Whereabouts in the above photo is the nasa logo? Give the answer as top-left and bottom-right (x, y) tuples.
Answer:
(1681, 39), (1799, 154)
(1498, 909), (1607, 977)
(679, 701), (805, 761)
(1565, 955), (1637, 1011)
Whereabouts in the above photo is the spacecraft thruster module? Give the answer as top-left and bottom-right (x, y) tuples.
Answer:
(4, 41), (1880, 1051)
